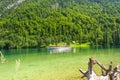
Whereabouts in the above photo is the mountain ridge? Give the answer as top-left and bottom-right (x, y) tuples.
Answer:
(0, 0), (120, 49)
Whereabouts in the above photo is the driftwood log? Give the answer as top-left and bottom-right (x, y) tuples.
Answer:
(79, 57), (120, 80)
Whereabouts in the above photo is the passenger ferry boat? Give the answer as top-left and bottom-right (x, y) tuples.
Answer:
(48, 46), (71, 53)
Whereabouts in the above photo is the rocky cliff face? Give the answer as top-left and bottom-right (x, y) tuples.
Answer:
(0, 0), (25, 17)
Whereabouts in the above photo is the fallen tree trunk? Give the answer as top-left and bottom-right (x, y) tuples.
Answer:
(79, 57), (120, 80)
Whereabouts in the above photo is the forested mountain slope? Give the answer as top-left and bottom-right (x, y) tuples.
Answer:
(0, 0), (120, 49)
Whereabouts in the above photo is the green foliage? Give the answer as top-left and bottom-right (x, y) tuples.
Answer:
(0, 0), (120, 49)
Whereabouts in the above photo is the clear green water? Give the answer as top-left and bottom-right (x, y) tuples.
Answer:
(0, 47), (120, 80)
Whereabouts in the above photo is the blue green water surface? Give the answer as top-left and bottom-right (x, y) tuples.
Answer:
(0, 47), (120, 80)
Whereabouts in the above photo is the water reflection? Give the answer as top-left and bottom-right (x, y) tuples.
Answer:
(73, 48), (76, 53)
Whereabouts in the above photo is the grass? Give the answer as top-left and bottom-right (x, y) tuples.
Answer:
(49, 42), (90, 48)
(70, 42), (90, 48)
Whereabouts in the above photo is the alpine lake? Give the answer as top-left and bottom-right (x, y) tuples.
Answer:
(0, 46), (120, 80)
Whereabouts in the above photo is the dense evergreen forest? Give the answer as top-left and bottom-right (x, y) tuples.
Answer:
(0, 0), (120, 49)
